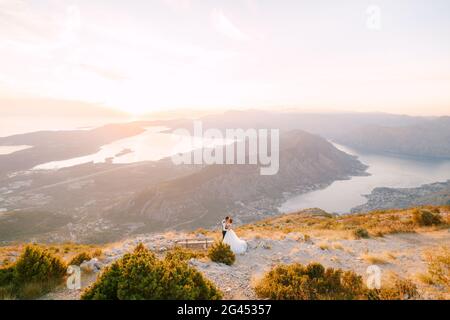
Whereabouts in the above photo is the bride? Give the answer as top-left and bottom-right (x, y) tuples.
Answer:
(223, 218), (247, 254)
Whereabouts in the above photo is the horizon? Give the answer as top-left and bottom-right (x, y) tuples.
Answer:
(1, 0), (450, 117)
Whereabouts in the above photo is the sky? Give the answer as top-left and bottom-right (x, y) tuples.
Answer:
(1, 0), (450, 116)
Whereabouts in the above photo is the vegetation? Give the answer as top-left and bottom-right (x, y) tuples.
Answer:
(360, 253), (390, 265)
(0, 245), (67, 299)
(164, 246), (206, 262)
(0, 243), (103, 267)
(353, 228), (369, 239)
(207, 242), (235, 266)
(68, 252), (92, 266)
(368, 276), (419, 300)
(81, 243), (222, 300)
(255, 262), (421, 300)
(255, 262), (366, 300)
(232, 206), (449, 239)
(412, 209), (443, 226)
(423, 247), (449, 288)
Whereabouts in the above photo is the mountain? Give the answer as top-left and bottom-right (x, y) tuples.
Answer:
(153, 110), (450, 159)
(0, 128), (367, 243)
(158, 110), (426, 138)
(57, 110), (446, 161)
(334, 117), (450, 159)
(108, 130), (367, 233)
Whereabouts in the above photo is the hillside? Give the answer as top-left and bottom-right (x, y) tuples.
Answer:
(108, 130), (367, 233)
(1, 206), (449, 300)
(162, 111), (450, 159)
(0, 129), (366, 243)
(333, 117), (450, 159)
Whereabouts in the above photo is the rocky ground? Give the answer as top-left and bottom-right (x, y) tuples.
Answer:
(41, 228), (450, 300)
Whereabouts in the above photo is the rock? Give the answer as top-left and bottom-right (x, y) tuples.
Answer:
(80, 258), (103, 273)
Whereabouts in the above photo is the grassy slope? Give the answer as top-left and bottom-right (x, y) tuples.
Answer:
(193, 205), (450, 241)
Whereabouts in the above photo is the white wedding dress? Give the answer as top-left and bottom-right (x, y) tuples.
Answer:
(223, 229), (247, 254)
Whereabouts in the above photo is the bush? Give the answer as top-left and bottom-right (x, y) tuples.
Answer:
(92, 249), (103, 257)
(353, 228), (369, 239)
(14, 245), (66, 285)
(412, 209), (443, 226)
(0, 267), (14, 286)
(68, 252), (92, 266)
(368, 277), (419, 300)
(208, 242), (235, 266)
(424, 247), (449, 287)
(255, 262), (366, 300)
(0, 245), (66, 299)
(82, 243), (222, 300)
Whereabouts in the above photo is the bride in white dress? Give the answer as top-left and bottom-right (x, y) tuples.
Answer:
(223, 218), (247, 254)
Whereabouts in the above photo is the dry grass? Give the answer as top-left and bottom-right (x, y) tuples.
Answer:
(422, 246), (450, 289)
(233, 206), (450, 240)
(183, 206), (449, 245)
(360, 253), (390, 265)
(331, 242), (344, 250)
(0, 242), (104, 269)
(318, 241), (330, 251)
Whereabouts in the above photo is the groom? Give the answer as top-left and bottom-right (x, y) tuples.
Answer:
(221, 216), (230, 240)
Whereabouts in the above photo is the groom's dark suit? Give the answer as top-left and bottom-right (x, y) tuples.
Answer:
(221, 219), (228, 239)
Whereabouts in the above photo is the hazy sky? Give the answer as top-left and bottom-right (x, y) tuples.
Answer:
(1, 0), (450, 115)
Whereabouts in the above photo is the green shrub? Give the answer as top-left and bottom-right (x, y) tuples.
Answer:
(255, 262), (366, 300)
(412, 209), (443, 226)
(208, 242), (235, 266)
(0, 245), (66, 299)
(68, 252), (92, 266)
(0, 267), (14, 286)
(14, 245), (67, 285)
(82, 243), (222, 300)
(353, 228), (370, 239)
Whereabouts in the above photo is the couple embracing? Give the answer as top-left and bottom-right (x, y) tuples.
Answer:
(221, 216), (247, 254)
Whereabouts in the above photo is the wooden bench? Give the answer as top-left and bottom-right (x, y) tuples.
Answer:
(175, 238), (214, 250)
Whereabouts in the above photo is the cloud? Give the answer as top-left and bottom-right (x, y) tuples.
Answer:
(211, 8), (248, 41)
